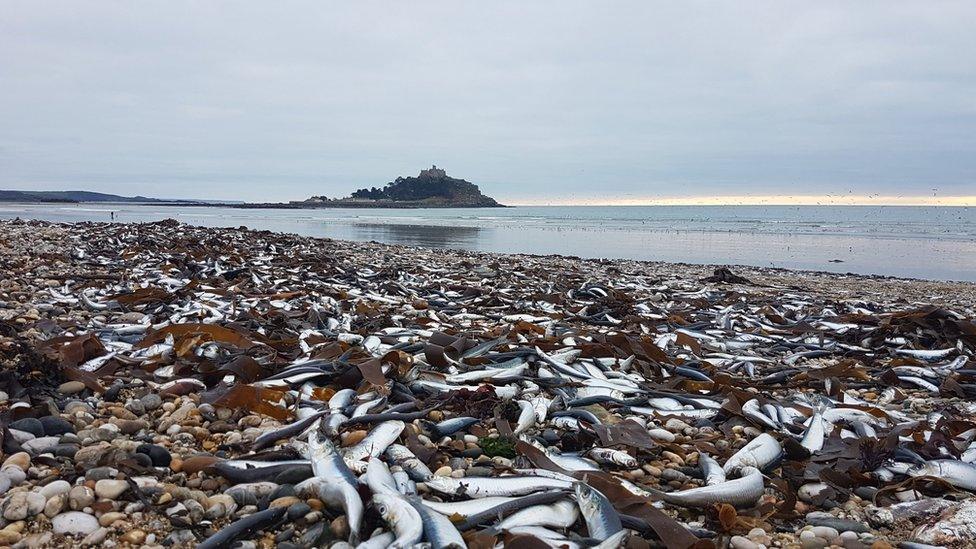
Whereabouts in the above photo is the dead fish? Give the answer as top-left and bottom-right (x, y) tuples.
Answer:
(908, 459), (976, 491)
(644, 466), (765, 507)
(723, 433), (782, 474)
(197, 505), (286, 549)
(574, 482), (624, 539)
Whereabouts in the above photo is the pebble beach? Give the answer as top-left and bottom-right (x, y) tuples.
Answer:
(1, 217), (975, 549)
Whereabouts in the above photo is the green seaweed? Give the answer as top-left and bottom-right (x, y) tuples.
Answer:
(478, 436), (517, 458)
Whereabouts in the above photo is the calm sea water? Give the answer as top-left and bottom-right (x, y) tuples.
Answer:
(2, 204), (974, 281)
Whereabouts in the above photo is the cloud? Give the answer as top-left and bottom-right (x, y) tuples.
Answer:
(0, 1), (973, 202)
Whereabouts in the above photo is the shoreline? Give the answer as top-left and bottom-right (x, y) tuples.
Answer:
(0, 218), (974, 547)
(2, 203), (973, 283)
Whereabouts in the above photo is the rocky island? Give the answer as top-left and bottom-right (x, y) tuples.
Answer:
(298, 166), (504, 208)
(228, 166), (504, 209)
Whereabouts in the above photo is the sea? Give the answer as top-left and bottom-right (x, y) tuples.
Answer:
(2, 204), (974, 282)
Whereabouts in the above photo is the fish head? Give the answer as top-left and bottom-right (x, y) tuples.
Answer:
(422, 476), (467, 497)
(372, 493), (405, 522)
(620, 455), (638, 468)
(573, 481), (604, 515)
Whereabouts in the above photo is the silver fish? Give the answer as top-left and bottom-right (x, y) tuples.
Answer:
(698, 453), (726, 485)
(723, 433), (782, 474)
(302, 429), (363, 545)
(343, 420), (405, 471)
(492, 498), (580, 532)
(373, 493), (423, 549)
(800, 410), (825, 454)
(648, 466), (764, 507)
(908, 459), (976, 491)
(407, 496), (467, 549)
(424, 475), (573, 498)
(588, 448), (637, 468)
(385, 444), (433, 481)
(574, 482), (623, 538)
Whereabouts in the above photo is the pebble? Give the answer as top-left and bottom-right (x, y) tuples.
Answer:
(86, 467), (118, 482)
(39, 416), (75, 435)
(331, 515), (350, 540)
(288, 502), (311, 521)
(44, 493), (67, 517)
(136, 443), (172, 467)
(38, 480), (71, 499)
(9, 419), (44, 438)
(81, 527), (110, 545)
(811, 526), (840, 540)
(0, 530), (21, 545)
(52, 511), (100, 536)
(68, 486), (95, 510)
(730, 536), (759, 549)
(119, 528), (147, 544)
(140, 393), (163, 411)
(58, 381), (87, 394)
(1, 491), (45, 520)
(98, 512), (125, 526)
(22, 436), (60, 454)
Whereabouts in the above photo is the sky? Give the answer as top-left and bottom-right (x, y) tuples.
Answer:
(1, 1), (974, 205)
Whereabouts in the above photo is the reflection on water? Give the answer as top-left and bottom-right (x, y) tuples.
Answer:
(350, 223), (482, 248)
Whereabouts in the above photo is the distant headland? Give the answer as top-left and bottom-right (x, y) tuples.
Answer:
(255, 166), (504, 209)
(0, 166), (505, 209)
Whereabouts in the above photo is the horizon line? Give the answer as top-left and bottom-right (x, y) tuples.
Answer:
(504, 194), (976, 207)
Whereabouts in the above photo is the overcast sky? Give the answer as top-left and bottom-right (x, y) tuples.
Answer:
(1, 1), (974, 204)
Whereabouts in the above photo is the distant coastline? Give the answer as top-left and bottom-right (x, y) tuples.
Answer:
(0, 166), (506, 209)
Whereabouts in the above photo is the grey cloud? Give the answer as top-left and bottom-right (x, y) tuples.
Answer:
(0, 1), (973, 202)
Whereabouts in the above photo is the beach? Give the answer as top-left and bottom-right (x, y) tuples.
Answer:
(1, 218), (975, 548)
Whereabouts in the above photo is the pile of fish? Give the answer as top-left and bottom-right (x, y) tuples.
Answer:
(0, 217), (975, 549)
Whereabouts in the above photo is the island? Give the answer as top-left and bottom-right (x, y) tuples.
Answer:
(294, 166), (504, 208)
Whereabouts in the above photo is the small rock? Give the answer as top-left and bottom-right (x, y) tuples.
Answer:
(52, 511), (100, 536)
(330, 515), (350, 540)
(9, 419), (43, 438)
(287, 502), (311, 521)
(119, 528), (147, 544)
(94, 479), (129, 500)
(136, 444), (172, 467)
(38, 480), (72, 499)
(44, 492), (67, 517)
(81, 527), (109, 545)
(68, 486), (95, 510)
(270, 496), (301, 508)
(58, 381), (87, 394)
(140, 393), (163, 411)
(1, 491), (45, 520)
(0, 529), (21, 545)
(39, 416), (75, 436)
(85, 467), (118, 482)
(730, 536), (759, 549)
(98, 511), (125, 526)
(811, 526), (840, 540)
(22, 436), (60, 455)
(0, 452), (30, 471)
